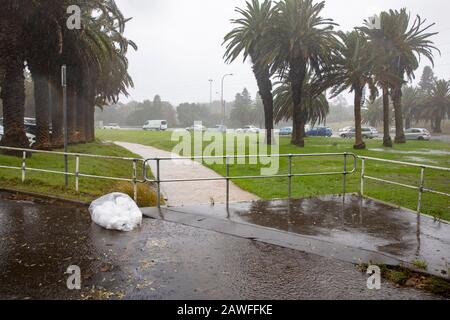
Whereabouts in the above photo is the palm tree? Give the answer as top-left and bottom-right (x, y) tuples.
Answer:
(24, 0), (67, 149)
(362, 97), (383, 128)
(223, 0), (275, 144)
(402, 86), (421, 129)
(421, 80), (450, 133)
(362, 9), (439, 144)
(263, 0), (337, 147)
(273, 74), (329, 126)
(324, 31), (375, 149)
(0, 1), (34, 151)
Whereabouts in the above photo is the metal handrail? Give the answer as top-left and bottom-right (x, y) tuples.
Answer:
(1, 144), (448, 215)
(359, 156), (450, 214)
(0, 146), (145, 201)
(143, 153), (358, 208)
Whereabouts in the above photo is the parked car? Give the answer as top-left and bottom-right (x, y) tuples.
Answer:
(104, 123), (121, 130)
(143, 120), (167, 131)
(235, 125), (260, 134)
(306, 126), (333, 137)
(340, 127), (378, 139)
(404, 128), (431, 141)
(186, 124), (206, 132)
(208, 125), (227, 133)
(279, 127), (293, 136)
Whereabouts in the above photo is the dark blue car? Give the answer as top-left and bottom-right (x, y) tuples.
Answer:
(306, 126), (333, 137)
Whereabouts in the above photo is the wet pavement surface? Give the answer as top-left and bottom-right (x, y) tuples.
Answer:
(153, 195), (450, 278)
(0, 196), (445, 300)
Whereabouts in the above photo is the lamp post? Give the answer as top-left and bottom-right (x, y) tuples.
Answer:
(221, 73), (233, 126)
(61, 65), (68, 188)
(208, 79), (213, 107)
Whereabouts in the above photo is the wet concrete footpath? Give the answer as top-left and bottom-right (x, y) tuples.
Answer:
(0, 196), (444, 299)
(145, 195), (450, 278)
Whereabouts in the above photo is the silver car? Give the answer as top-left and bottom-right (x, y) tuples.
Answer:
(404, 128), (431, 141)
(340, 127), (379, 139)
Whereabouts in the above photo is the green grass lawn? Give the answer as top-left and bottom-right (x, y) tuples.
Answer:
(97, 129), (450, 220)
(0, 141), (149, 203)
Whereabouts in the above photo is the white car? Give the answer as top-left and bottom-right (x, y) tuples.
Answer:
(405, 128), (431, 141)
(236, 125), (260, 134)
(104, 123), (121, 130)
(143, 120), (168, 131)
(186, 124), (206, 132)
(340, 127), (379, 139)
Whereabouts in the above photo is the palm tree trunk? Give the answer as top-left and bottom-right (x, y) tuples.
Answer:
(0, 54), (30, 151)
(31, 73), (51, 150)
(76, 87), (86, 143)
(382, 86), (392, 147)
(433, 116), (442, 133)
(289, 63), (306, 147)
(67, 85), (77, 144)
(392, 86), (406, 144)
(253, 64), (274, 145)
(353, 87), (366, 150)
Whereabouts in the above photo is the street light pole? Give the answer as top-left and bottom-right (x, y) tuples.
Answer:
(61, 65), (68, 188)
(221, 73), (233, 126)
(208, 79), (213, 107)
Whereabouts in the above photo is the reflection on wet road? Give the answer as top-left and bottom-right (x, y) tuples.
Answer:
(0, 197), (443, 300)
(165, 195), (450, 277)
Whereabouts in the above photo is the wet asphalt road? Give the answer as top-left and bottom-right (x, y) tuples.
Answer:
(0, 197), (442, 300)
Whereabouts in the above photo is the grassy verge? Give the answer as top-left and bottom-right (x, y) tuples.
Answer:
(97, 129), (450, 220)
(0, 140), (157, 206)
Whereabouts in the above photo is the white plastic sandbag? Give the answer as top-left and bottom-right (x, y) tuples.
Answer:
(89, 193), (142, 232)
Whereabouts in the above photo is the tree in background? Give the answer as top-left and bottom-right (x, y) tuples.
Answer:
(402, 86), (421, 129)
(325, 31), (376, 149)
(363, 9), (438, 144)
(224, 0), (275, 144)
(229, 88), (256, 128)
(362, 98), (383, 128)
(419, 66), (436, 93)
(177, 103), (216, 128)
(421, 80), (450, 133)
(273, 75), (329, 126)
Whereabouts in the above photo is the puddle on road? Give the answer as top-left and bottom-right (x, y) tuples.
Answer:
(171, 195), (450, 278)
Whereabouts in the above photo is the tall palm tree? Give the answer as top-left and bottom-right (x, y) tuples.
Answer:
(223, 0), (275, 144)
(24, 0), (67, 149)
(362, 9), (439, 144)
(273, 74), (329, 126)
(421, 80), (450, 133)
(262, 0), (337, 147)
(324, 31), (375, 149)
(0, 1), (34, 151)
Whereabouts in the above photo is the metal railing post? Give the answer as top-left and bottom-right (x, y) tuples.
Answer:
(75, 156), (80, 192)
(22, 151), (26, 183)
(226, 156), (230, 209)
(417, 167), (425, 214)
(360, 158), (365, 196)
(288, 154), (293, 199)
(156, 159), (161, 208)
(132, 160), (137, 202)
(343, 153), (348, 195)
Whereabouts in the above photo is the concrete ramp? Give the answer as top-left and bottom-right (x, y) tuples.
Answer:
(142, 195), (450, 278)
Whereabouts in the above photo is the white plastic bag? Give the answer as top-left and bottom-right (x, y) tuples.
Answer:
(89, 193), (142, 232)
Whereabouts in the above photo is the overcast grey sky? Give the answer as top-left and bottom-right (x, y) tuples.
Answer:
(115, 0), (450, 106)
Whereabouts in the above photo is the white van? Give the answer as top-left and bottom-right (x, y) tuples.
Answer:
(143, 120), (168, 131)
